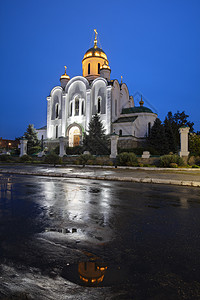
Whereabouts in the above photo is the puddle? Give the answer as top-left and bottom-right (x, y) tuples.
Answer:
(61, 251), (130, 287)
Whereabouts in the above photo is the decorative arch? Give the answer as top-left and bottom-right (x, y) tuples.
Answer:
(66, 123), (83, 147)
(65, 76), (89, 93)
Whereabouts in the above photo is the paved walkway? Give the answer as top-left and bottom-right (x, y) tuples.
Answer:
(1, 164), (200, 187)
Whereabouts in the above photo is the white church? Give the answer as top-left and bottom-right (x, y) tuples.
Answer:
(37, 30), (157, 149)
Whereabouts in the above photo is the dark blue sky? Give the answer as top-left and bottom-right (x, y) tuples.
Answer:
(1, 0), (200, 139)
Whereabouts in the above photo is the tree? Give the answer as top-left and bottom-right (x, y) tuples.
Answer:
(189, 133), (200, 156)
(24, 124), (41, 155)
(83, 114), (109, 155)
(147, 118), (168, 155)
(165, 111), (194, 151)
(163, 116), (177, 153)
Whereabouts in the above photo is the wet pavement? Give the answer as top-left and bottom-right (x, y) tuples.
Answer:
(1, 164), (200, 187)
(0, 173), (200, 299)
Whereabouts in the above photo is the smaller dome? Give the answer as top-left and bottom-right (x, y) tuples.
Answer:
(139, 95), (144, 107)
(100, 60), (111, 71)
(60, 66), (70, 81)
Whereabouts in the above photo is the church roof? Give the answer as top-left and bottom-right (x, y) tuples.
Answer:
(37, 125), (47, 130)
(113, 116), (138, 123)
(122, 106), (153, 114)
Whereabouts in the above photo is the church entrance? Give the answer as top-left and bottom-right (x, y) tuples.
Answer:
(68, 125), (81, 147)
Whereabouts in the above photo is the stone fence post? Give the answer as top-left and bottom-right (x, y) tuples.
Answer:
(110, 132), (119, 159)
(59, 136), (66, 157)
(179, 126), (190, 158)
(19, 138), (28, 157)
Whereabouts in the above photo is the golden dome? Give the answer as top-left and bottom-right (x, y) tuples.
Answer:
(60, 66), (70, 80)
(82, 30), (110, 80)
(82, 47), (108, 63)
(82, 29), (108, 63)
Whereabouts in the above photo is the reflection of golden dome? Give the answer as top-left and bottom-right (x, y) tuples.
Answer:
(60, 66), (70, 80)
(78, 261), (107, 285)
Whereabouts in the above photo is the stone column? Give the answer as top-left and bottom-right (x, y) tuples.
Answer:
(110, 132), (119, 159)
(19, 138), (28, 157)
(59, 136), (66, 157)
(179, 126), (190, 157)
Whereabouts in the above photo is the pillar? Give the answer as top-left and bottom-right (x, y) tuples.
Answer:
(179, 126), (190, 157)
(59, 136), (66, 157)
(110, 132), (119, 159)
(19, 138), (28, 157)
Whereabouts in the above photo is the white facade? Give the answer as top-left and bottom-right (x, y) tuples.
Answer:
(37, 33), (157, 148)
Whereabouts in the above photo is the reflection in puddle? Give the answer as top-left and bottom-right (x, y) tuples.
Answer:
(62, 252), (108, 287)
(78, 261), (107, 285)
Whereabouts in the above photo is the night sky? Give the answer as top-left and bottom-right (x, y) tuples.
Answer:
(1, 0), (200, 139)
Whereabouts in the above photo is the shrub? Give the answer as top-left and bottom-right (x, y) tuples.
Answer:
(159, 154), (184, 167)
(19, 155), (33, 163)
(0, 154), (12, 162)
(44, 153), (62, 165)
(118, 148), (144, 155)
(169, 162), (178, 168)
(52, 145), (59, 155)
(66, 146), (84, 155)
(117, 152), (138, 166)
(192, 165), (200, 168)
(188, 156), (200, 166)
(78, 154), (94, 166)
(95, 156), (113, 166)
(29, 145), (41, 155)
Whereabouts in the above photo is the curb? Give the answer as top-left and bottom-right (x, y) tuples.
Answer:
(0, 169), (200, 188)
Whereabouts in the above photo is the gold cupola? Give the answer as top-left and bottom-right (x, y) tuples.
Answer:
(82, 29), (111, 81)
(100, 60), (111, 81)
(60, 66), (70, 88)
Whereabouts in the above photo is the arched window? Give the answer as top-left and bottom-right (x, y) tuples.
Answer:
(97, 97), (101, 113)
(55, 103), (59, 119)
(148, 122), (151, 137)
(115, 99), (117, 116)
(55, 126), (58, 138)
(70, 102), (73, 116)
(82, 101), (84, 115)
(119, 129), (122, 136)
(88, 63), (90, 75)
(98, 63), (100, 74)
(75, 98), (79, 116)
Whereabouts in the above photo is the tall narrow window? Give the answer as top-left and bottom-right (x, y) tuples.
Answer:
(97, 97), (101, 113)
(70, 102), (73, 116)
(115, 99), (117, 116)
(82, 101), (84, 115)
(88, 63), (90, 75)
(75, 98), (79, 116)
(148, 122), (151, 137)
(55, 104), (59, 118)
(55, 126), (58, 138)
(119, 129), (122, 136)
(98, 63), (100, 74)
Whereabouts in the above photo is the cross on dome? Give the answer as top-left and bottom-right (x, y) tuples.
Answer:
(94, 29), (98, 48)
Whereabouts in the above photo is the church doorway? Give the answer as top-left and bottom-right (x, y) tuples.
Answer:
(68, 125), (81, 147)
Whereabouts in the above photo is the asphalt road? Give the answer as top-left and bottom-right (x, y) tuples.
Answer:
(1, 164), (200, 186)
(0, 173), (200, 299)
